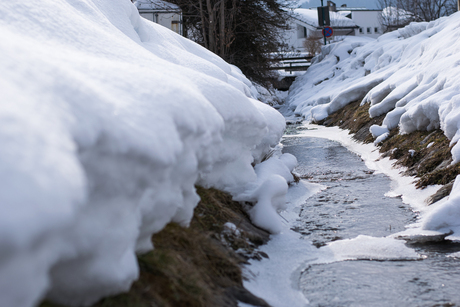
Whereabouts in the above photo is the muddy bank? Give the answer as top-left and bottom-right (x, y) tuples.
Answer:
(41, 187), (271, 307)
(316, 99), (460, 204)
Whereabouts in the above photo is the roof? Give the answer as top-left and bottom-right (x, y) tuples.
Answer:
(336, 7), (382, 12)
(134, 0), (181, 12)
(289, 8), (358, 29)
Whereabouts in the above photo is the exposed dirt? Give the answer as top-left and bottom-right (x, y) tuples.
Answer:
(41, 187), (270, 307)
(317, 99), (459, 204)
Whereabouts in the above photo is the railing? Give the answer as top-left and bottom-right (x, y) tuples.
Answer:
(269, 56), (314, 72)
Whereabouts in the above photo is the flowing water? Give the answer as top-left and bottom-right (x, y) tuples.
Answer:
(282, 135), (460, 307)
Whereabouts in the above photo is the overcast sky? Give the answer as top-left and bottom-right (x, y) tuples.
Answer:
(298, 0), (381, 9)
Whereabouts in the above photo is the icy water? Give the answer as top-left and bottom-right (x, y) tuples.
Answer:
(282, 135), (460, 307)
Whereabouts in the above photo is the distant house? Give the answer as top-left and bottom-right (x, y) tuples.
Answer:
(134, 0), (183, 35)
(330, 2), (384, 38)
(283, 6), (358, 53)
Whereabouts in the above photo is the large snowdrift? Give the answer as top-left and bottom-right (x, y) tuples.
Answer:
(0, 0), (293, 306)
(286, 13), (460, 240)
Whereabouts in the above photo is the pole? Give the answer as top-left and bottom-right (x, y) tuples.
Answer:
(321, 0), (326, 45)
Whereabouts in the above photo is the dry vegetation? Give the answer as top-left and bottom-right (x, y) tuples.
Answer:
(317, 99), (460, 203)
(41, 187), (270, 307)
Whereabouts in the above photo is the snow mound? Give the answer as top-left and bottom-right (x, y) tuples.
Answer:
(314, 235), (421, 263)
(0, 0), (288, 306)
(421, 176), (460, 237)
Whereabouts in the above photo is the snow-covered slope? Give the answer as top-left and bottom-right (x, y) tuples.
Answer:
(0, 0), (293, 306)
(288, 13), (460, 162)
(286, 13), (460, 242)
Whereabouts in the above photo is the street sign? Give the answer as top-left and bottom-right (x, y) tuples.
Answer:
(317, 6), (330, 26)
(322, 27), (333, 37)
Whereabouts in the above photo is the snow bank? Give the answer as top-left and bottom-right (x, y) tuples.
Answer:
(288, 13), (460, 161)
(422, 176), (460, 236)
(287, 13), (460, 239)
(0, 0), (289, 306)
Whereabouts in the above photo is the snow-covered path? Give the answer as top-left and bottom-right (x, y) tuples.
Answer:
(243, 123), (460, 307)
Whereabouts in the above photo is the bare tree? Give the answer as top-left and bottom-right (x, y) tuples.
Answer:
(303, 35), (322, 57)
(378, 0), (457, 32)
(169, 0), (290, 84)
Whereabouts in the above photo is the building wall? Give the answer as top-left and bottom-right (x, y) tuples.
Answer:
(351, 10), (383, 38)
(283, 20), (357, 53)
(139, 12), (182, 35)
(283, 22), (321, 53)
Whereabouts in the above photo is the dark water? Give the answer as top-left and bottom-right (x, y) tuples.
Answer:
(282, 136), (460, 307)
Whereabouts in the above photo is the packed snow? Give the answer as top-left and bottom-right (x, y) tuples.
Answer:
(286, 12), (460, 239)
(0, 0), (294, 306)
(242, 179), (324, 307)
(313, 235), (421, 263)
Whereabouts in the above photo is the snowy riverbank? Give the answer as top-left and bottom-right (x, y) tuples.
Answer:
(244, 14), (460, 305)
(242, 123), (442, 307)
(0, 1), (295, 306)
(285, 12), (460, 240)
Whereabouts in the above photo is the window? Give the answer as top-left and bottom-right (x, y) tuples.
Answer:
(297, 25), (307, 38)
(367, 27), (372, 33)
(374, 27), (379, 33)
(359, 27), (363, 34)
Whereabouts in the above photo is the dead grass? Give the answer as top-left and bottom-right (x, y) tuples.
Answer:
(41, 187), (270, 307)
(318, 100), (385, 143)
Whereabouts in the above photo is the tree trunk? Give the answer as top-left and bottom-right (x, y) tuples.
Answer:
(206, 0), (215, 53)
(219, 0), (225, 58)
(198, 0), (209, 48)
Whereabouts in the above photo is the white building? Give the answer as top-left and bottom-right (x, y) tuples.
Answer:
(134, 0), (182, 35)
(331, 2), (384, 38)
(283, 8), (358, 53)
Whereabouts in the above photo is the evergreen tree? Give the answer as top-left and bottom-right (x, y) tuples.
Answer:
(170, 0), (290, 85)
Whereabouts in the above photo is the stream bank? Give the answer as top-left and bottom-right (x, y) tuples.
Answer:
(315, 99), (459, 203)
(41, 187), (271, 307)
(277, 128), (460, 307)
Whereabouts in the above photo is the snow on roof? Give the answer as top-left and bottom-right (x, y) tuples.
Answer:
(134, 0), (180, 11)
(337, 10), (351, 17)
(336, 7), (382, 11)
(290, 8), (357, 28)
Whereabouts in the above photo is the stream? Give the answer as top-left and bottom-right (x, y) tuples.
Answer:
(281, 134), (460, 307)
